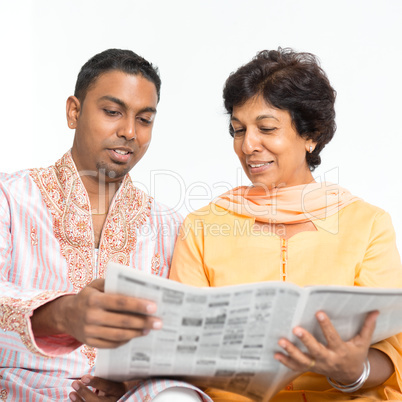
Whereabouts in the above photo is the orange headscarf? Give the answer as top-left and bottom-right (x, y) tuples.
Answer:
(212, 182), (360, 224)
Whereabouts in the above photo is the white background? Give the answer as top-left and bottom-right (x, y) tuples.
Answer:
(1, 0), (401, 251)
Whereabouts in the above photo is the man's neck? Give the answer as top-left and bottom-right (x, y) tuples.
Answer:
(80, 175), (124, 214)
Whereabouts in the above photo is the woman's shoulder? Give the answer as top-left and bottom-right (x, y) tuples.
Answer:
(341, 199), (389, 220)
(184, 203), (251, 225)
(338, 199), (395, 237)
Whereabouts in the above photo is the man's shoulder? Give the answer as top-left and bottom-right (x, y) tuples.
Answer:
(0, 157), (58, 187)
(149, 197), (184, 226)
(0, 169), (34, 190)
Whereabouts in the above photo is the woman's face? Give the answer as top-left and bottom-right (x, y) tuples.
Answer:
(232, 95), (315, 189)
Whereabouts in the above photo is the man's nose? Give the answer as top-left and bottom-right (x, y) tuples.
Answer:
(117, 118), (136, 141)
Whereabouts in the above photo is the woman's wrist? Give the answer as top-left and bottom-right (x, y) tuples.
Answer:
(327, 358), (370, 393)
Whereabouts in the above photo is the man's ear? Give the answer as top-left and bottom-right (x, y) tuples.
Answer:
(66, 96), (81, 129)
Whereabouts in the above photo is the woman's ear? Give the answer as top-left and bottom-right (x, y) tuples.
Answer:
(66, 96), (81, 129)
(305, 139), (317, 153)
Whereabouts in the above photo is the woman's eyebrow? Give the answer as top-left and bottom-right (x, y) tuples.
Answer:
(256, 114), (279, 121)
(231, 114), (279, 122)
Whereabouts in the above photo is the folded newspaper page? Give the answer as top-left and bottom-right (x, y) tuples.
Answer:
(95, 262), (402, 401)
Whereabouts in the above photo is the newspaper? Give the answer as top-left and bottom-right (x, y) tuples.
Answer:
(95, 262), (402, 401)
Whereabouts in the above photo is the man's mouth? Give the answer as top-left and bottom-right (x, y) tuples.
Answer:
(113, 149), (130, 155)
(108, 148), (133, 163)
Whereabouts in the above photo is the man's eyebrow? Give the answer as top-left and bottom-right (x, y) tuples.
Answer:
(98, 96), (156, 114)
(99, 95), (127, 108)
(139, 107), (157, 114)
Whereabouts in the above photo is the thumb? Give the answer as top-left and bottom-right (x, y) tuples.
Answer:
(358, 310), (379, 343)
(88, 278), (105, 292)
(81, 374), (126, 397)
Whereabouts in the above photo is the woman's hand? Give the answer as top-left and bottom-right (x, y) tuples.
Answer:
(69, 375), (137, 401)
(274, 310), (390, 386)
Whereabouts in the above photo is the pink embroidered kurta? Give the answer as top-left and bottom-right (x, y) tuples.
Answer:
(0, 152), (211, 401)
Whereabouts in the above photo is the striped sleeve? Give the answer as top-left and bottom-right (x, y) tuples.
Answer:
(0, 175), (79, 357)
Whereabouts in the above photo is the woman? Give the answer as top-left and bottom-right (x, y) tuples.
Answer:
(169, 48), (402, 401)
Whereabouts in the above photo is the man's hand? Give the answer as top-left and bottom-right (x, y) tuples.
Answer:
(31, 279), (162, 348)
(69, 374), (131, 402)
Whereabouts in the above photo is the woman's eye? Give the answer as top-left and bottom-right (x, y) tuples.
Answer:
(233, 128), (245, 136)
(260, 127), (275, 133)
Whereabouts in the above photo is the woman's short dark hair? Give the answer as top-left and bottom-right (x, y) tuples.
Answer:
(223, 48), (336, 170)
(74, 48), (161, 103)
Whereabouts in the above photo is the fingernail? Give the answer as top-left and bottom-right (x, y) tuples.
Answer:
(279, 340), (286, 348)
(146, 304), (157, 314)
(81, 376), (91, 385)
(72, 382), (79, 391)
(295, 329), (303, 337)
(70, 394), (77, 401)
(153, 320), (162, 329)
(317, 313), (325, 321)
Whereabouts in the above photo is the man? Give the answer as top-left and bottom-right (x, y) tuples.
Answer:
(0, 49), (209, 401)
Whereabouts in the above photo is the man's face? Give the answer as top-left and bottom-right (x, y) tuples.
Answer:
(69, 70), (158, 185)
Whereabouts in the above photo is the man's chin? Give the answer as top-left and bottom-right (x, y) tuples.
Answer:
(96, 162), (132, 182)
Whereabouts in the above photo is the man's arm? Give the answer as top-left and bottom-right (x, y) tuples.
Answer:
(0, 180), (76, 356)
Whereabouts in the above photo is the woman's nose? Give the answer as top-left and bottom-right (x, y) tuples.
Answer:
(242, 129), (262, 154)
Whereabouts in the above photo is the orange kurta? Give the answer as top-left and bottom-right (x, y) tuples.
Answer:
(169, 200), (402, 401)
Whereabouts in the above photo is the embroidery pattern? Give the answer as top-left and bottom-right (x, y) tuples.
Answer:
(30, 228), (38, 246)
(151, 254), (161, 275)
(97, 179), (151, 279)
(29, 151), (152, 366)
(80, 345), (97, 368)
(29, 152), (152, 291)
(0, 292), (61, 357)
(280, 238), (288, 281)
(0, 389), (7, 400)
(143, 396), (152, 402)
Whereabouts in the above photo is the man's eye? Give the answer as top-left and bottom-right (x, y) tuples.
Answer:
(104, 109), (119, 116)
(139, 117), (152, 125)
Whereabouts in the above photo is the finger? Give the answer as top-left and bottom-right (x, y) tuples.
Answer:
(88, 278), (106, 292)
(274, 351), (309, 372)
(315, 311), (344, 349)
(276, 338), (313, 371)
(81, 375), (126, 397)
(86, 310), (162, 331)
(69, 391), (84, 402)
(292, 326), (327, 361)
(83, 326), (153, 348)
(357, 310), (379, 344)
(71, 380), (99, 401)
(89, 293), (158, 316)
(71, 380), (117, 402)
